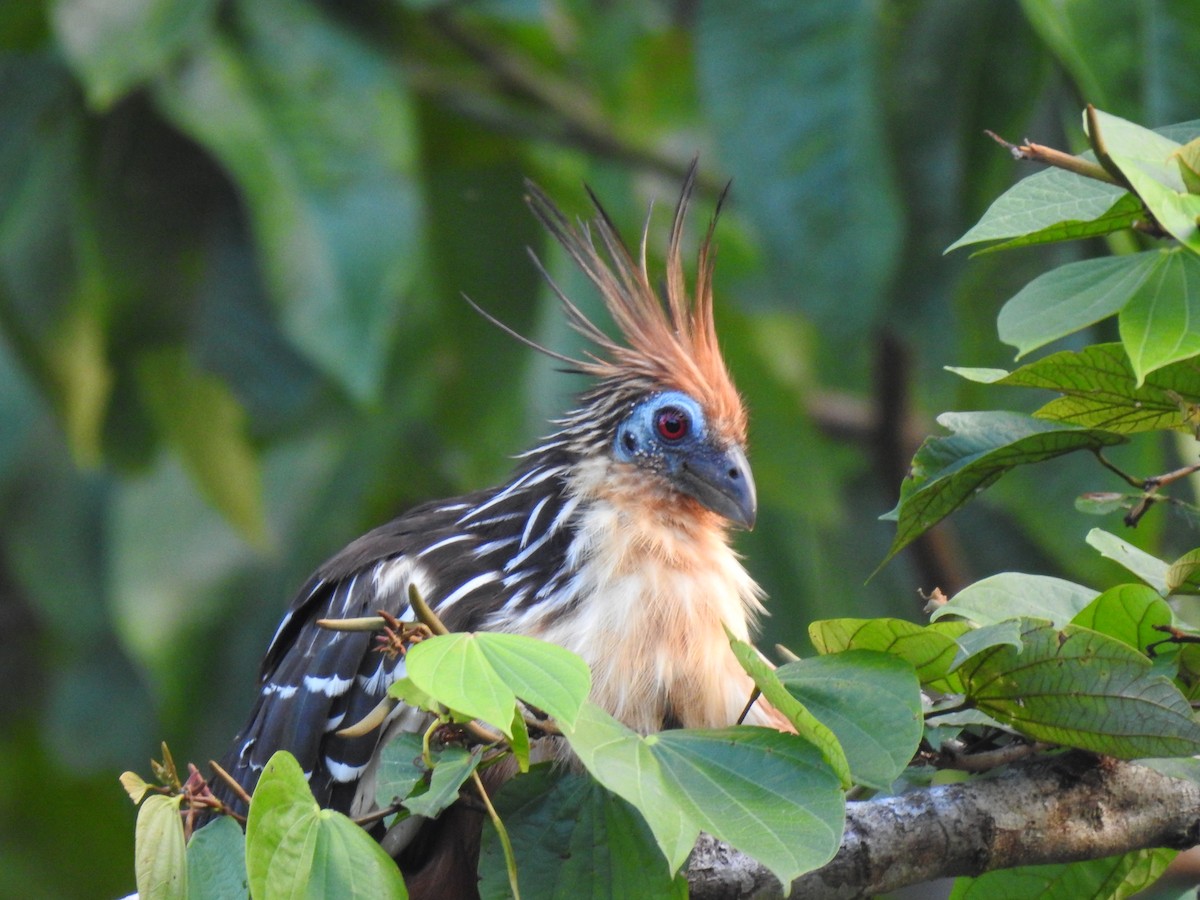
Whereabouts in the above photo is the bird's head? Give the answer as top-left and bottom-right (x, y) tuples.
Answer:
(611, 389), (756, 530)
(507, 162), (757, 531)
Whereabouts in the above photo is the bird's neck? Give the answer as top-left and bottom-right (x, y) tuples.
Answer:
(522, 456), (771, 733)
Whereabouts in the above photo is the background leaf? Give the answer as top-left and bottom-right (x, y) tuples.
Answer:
(137, 348), (265, 545)
(52, 0), (218, 108)
(151, 0), (422, 402)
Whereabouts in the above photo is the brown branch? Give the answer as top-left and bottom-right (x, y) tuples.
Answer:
(686, 752), (1200, 898)
(984, 129), (1121, 186)
(934, 738), (1051, 772)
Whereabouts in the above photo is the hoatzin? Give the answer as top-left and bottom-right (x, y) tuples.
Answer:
(210, 164), (788, 895)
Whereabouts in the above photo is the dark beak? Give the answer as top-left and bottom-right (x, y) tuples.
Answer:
(676, 443), (757, 530)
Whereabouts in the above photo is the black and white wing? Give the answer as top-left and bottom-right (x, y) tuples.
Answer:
(212, 454), (580, 820)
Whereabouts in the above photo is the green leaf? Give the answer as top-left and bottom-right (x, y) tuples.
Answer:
(52, 0), (219, 108)
(997, 252), (1161, 359)
(1091, 108), (1200, 256)
(562, 703), (844, 886)
(777, 651), (923, 791)
(729, 637), (851, 788)
(1071, 584), (1174, 656)
(560, 704), (694, 873)
(950, 847), (1176, 900)
(404, 632), (591, 737)
(1167, 548), (1200, 595)
(310, 812), (411, 899)
(883, 412), (1125, 563)
(134, 794), (187, 900)
(1016, 3), (1137, 113)
(478, 766), (685, 900)
(372, 731), (427, 812)
(930, 573), (1098, 628)
(138, 349), (265, 545)
(969, 193), (1144, 255)
(402, 746), (482, 819)
(957, 622), (1200, 758)
(1118, 249), (1200, 382)
(152, 0), (423, 402)
(1086, 528), (1170, 594)
(948, 173), (1131, 253)
(950, 620), (1026, 666)
(246, 751), (407, 900)
(386, 677), (439, 713)
(807, 618), (970, 686)
(1138, 756), (1200, 783)
(948, 116), (1200, 255)
(950, 342), (1200, 434)
(43, 301), (112, 469)
(1175, 138), (1200, 194)
(186, 816), (249, 900)
(1089, 108), (1187, 188)
(509, 705), (531, 773)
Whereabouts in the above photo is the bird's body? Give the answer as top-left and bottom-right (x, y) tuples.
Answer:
(210, 167), (786, 893)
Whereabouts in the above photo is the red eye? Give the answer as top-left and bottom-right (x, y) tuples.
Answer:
(656, 407), (689, 441)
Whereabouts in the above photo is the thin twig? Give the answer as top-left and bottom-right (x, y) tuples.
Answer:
(209, 759), (253, 808)
(936, 739), (1051, 773)
(354, 803), (406, 828)
(471, 769), (521, 900)
(984, 129), (1120, 186)
(1093, 450), (1144, 488)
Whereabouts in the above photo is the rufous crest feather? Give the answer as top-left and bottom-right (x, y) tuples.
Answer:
(522, 162), (747, 443)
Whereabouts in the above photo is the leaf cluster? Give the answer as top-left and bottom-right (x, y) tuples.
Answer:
(888, 109), (1200, 563)
(126, 544), (1200, 898)
(876, 105), (1200, 898)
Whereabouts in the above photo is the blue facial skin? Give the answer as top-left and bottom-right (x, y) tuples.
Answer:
(613, 391), (757, 530)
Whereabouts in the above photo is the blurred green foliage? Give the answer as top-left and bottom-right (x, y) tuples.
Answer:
(1, 1), (1198, 896)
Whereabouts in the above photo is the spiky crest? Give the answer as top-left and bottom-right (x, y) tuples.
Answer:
(521, 162), (747, 444)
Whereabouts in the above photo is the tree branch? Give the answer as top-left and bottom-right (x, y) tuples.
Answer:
(686, 752), (1200, 898)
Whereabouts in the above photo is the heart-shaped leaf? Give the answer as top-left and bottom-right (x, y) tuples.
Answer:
(562, 703), (844, 887)
(246, 751), (407, 899)
(404, 632), (591, 737)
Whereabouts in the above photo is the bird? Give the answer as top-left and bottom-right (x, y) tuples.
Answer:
(208, 163), (788, 895)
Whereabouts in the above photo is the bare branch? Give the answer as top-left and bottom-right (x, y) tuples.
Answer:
(687, 752), (1200, 899)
